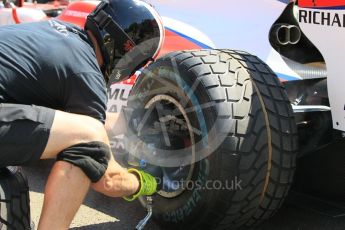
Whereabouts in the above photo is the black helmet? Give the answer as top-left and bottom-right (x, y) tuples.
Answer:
(85, 0), (164, 84)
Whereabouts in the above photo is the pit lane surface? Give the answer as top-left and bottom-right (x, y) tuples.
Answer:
(25, 160), (345, 230)
(25, 160), (160, 230)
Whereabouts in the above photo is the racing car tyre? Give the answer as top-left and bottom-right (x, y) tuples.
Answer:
(0, 167), (31, 230)
(129, 49), (298, 229)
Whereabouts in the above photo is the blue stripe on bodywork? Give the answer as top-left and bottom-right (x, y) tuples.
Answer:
(165, 26), (299, 82)
(165, 27), (213, 49)
(277, 0), (290, 4)
(276, 72), (301, 81)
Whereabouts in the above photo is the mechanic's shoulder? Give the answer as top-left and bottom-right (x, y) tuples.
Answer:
(71, 71), (104, 77)
(70, 71), (106, 85)
(50, 18), (79, 30)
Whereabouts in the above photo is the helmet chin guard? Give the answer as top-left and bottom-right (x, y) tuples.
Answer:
(85, 0), (164, 85)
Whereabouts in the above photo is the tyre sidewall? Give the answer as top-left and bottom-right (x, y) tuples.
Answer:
(129, 59), (238, 229)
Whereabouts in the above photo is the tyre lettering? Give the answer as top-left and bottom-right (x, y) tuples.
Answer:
(163, 159), (209, 222)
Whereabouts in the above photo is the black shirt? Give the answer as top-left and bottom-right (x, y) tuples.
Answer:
(0, 19), (107, 123)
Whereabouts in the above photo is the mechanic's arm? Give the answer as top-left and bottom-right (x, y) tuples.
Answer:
(62, 73), (140, 197)
(105, 112), (127, 135)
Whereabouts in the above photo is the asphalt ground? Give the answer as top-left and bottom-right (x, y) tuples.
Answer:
(24, 160), (345, 230)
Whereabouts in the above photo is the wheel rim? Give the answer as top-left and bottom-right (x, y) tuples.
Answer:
(141, 94), (196, 198)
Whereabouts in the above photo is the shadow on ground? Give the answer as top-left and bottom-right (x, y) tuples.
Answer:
(24, 160), (345, 230)
(70, 222), (122, 230)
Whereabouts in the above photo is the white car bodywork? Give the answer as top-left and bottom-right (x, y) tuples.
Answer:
(150, 0), (301, 81)
(1, 0), (343, 132)
(297, 6), (345, 131)
(0, 7), (46, 25)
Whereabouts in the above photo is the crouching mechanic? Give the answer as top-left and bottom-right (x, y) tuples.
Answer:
(0, 0), (164, 229)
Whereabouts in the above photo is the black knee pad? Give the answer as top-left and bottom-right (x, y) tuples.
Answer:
(56, 142), (111, 183)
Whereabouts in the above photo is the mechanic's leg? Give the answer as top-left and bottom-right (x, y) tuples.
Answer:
(42, 110), (140, 196)
(38, 111), (139, 230)
(38, 161), (90, 230)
